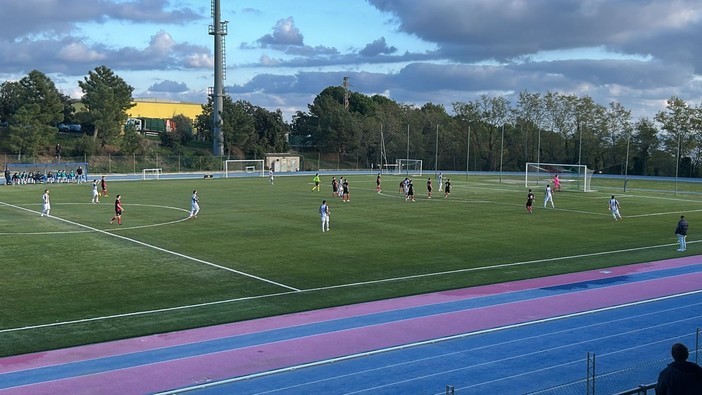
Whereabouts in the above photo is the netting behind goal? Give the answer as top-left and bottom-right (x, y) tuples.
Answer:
(396, 159), (423, 176)
(223, 160), (265, 178)
(525, 162), (594, 192)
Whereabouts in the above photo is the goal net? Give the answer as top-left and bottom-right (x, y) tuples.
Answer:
(525, 162), (594, 192)
(142, 168), (162, 180)
(380, 163), (399, 175)
(223, 160), (265, 178)
(396, 159), (423, 176)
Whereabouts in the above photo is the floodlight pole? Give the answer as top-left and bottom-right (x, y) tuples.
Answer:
(406, 124), (410, 175)
(434, 124), (439, 175)
(624, 131), (631, 192)
(536, 126), (542, 184)
(209, 0), (227, 157)
(675, 133), (681, 196)
(499, 124), (505, 183)
(465, 125), (471, 181)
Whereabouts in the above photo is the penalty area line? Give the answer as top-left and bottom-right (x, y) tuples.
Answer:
(0, 201), (300, 292)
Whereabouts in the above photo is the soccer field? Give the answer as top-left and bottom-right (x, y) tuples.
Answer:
(0, 173), (700, 357)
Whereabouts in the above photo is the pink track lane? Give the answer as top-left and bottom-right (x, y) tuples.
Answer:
(1, 256), (701, 395)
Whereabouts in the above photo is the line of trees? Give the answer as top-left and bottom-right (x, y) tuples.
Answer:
(0, 67), (291, 161)
(290, 87), (702, 177)
(2, 66), (702, 178)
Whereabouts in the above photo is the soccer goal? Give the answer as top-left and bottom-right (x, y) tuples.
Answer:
(223, 159), (265, 178)
(396, 159), (423, 176)
(142, 168), (162, 180)
(525, 162), (594, 192)
(380, 163), (399, 174)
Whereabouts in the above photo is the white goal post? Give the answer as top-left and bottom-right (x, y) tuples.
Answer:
(396, 159), (423, 176)
(223, 160), (265, 178)
(142, 168), (162, 180)
(525, 162), (594, 192)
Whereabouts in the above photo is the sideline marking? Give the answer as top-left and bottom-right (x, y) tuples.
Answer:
(155, 288), (702, 395)
(0, 201), (300, 292)
(1, 241), (697, 334)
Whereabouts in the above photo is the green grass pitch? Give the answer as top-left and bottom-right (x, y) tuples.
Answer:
(0, 173), (700, 356)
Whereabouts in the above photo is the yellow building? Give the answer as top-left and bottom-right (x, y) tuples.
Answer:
(128, 98), (203, 120)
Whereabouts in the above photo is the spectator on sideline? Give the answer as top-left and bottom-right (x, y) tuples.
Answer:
(676, 215), (689, 252)
(656, 343), (702, 395)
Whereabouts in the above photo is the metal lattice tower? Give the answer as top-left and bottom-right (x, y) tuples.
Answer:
(209, 0), (228, 156)
(343, 76), (350, 109)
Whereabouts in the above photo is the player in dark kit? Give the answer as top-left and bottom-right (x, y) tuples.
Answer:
(332, 177), (339, 197)
(100, 176), (108, 197)
(526, 189), (535, 213)
(110, 194), (123, 225)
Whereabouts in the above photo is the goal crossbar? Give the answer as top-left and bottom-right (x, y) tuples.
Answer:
(223, 160), (265, 178)
(142, 168), (162, 180)
(396, 159), (423, 176)
(525, 162), (593, 192)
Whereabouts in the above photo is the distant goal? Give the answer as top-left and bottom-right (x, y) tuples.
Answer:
(224, 160), (265, 178)
(142, 168), (162, 180)
(396, 159), (423, 176)
(525, 162), (594, 192)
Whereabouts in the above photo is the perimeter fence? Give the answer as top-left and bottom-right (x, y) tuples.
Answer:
(443, 329), (700, 395)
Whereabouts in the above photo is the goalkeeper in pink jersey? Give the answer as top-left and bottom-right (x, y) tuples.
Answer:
(553, 174), (561, 191)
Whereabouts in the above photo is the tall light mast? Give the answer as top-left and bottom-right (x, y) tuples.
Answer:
(209, 0), (228, 156)
(343, 77), (350, 110)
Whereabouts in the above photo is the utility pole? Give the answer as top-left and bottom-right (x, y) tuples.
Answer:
(209, 0), (228, 156)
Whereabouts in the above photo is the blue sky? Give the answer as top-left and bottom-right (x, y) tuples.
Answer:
(2, 0), (702, 122)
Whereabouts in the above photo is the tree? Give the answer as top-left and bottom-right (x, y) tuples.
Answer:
(78, 66), (134, 146)
(631, 118), (660, 175)
(513, 91), (545, 164)
(655, 97), (695, 176)
(2, 70), (63, 156)
(7, 104), (55, 157)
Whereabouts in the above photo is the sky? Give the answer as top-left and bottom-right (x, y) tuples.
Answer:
(2, 0), (702, 122)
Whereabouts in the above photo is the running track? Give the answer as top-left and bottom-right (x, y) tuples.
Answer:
(1, 256), (701, 394)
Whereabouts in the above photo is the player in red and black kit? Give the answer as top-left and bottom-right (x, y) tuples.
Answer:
(376, 173), (381, 193)
(100, 176), (108, 197)
(110, 194), (123, 225)
(526, 189), (535, 213)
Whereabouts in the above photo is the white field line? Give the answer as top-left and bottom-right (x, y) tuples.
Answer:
(0, 203), (191, 235)
(2, 239), (696, 334)
(155, 288), (702, 395)
(0, 201), (300, 292)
